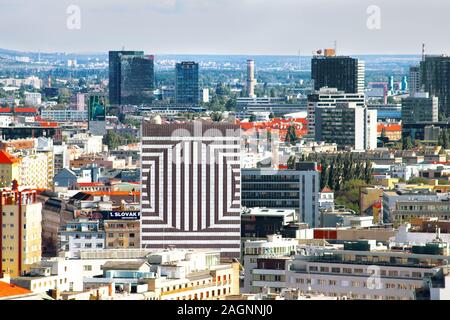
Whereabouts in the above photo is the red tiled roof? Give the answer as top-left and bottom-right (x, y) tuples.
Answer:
(15, 108), (38, 114)
(0, 150), (20, 164)
(321, 187), (333, 193)
(0, 281), (32, 298)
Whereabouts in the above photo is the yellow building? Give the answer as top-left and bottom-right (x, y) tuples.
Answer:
(360, 186), (383, 215)
(104, 220), (140, 249)
(148, 262), (240, 300)
(19, 152), (50, 189)
(378, 178), (399, 190)
(1, 188), (42, 277)
(0, 150), (20, 189)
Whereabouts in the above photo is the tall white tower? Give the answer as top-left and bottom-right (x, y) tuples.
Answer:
(247, 59), (256, 98)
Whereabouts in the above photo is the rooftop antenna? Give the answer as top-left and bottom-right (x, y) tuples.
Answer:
(334, 40), (337, 55)
(422, 43), (426, 61)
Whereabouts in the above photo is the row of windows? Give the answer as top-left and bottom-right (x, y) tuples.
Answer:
(294, 277), (420, 291)
(307, 265), (429, 279)
(107, 233), (136, 238)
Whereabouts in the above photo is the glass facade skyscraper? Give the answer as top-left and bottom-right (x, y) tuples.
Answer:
(175, 61), (199, 105)
(420, 55), (450, 118)
(108, 51), (154, 105)
(311, 56), (365, 94)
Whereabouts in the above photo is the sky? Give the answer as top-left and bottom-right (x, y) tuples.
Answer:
(1, 0), (450, 55)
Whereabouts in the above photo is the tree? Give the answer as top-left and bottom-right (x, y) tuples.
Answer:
(104, 131), (121, 151)
(403, 136), (414, 150)
(285, 125), (299, 145)
(319, 158), (330, 190)
(249, 114), (256, 122)
(335, 179), (368, 213)
(269, 112), (275, 119)
(211, 112), (223, 122)
(443, 130), (449, 149)
(287, 156), (297, 169)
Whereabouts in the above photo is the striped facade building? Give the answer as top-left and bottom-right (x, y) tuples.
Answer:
(141, 121), (241, 258)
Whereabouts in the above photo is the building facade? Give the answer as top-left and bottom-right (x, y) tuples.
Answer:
(311, 55), (365, 94)
(241, 163), (320, 228)
(0, 189), (42, 277)
(402, 93), (439, 124)
(420, 55), (450, 117)
(140, 121), (241, 258)
(175, 62), (200, 105)
(307, 88), (365, 136)
(315, 102), (377, 150)
(108, 51), (154, 105)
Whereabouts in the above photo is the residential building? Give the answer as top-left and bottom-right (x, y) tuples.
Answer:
(244, 237), (450, 300)
(24, 92), (42, 106)
(0, 150), (20, 189)
(243, 234), (297, 293)
(58, 219), (106, 258)
(1, 188), (42, 277)
(41, 110), (88, 122)
(105, 220), (140, 249)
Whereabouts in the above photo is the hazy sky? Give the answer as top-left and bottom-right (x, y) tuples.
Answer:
(1, 0), (449, 55)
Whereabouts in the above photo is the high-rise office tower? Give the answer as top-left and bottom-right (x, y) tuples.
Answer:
(140, 120), (241, 258)
(241, 163), (321, 228)
(246, 59), (256, 98)
(315, 102), (378, 151)
(409, 66), (421, 96)
(175, 62), (200, 105)
(307, 87), (365, 136)
(311, 52), (365, 94)
(402, 93), (439, 124)
(108, 51), (154, 105)
(420, 55), (450, 118)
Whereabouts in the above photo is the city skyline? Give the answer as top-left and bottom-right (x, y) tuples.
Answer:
(1, 0), (450, 55)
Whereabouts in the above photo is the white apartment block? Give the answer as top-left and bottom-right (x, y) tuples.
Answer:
(24, 92), (42, 106)
(58, 220), (106, 258)
(245, 238), (450, 300)
(243, 235), (297, 293)
(41, 110), (88, 122)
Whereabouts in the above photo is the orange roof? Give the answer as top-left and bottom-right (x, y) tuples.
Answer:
(78, 182), (105, 187)
(378, 124), (402, 133)
(0, 281), (32, 298)
(38, 121), (58, 127)
(0, 150), (20, 164)
(321, 187), (333, 193)
(0, 107), (12, 113)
